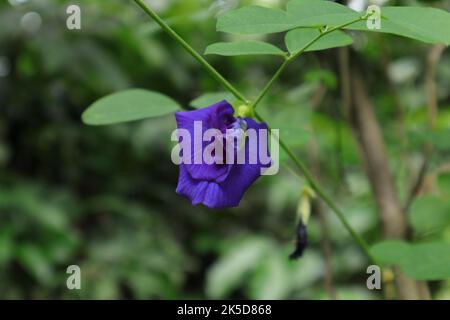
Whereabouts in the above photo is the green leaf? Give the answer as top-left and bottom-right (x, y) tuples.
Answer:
(17, 245), (53, 284)
(285, 28), (353, 53)
(348, 7), (450, 45)
(190, 92), (235, 109)
(430, 129), (450, 151)
(82, 89), (180, 125)
(410, 195), (450, 235)
(0, 227), (13, 264)
(371, 241), (450, 280)
(217, 5), (293, 34)
(404, 243), (450, 280)
(206, 237), (272, 298)
(248, 254), (290, 299)
(205, 41), (286, 56)
(304, 69), (338, 89)
(287, 0), (360, 28)
(216, 1), (363, 35)
(370, 240), (412, 265)
(409, 128), (450, 152)
(438, 173), (450, 196)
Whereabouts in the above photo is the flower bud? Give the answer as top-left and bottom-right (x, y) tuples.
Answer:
(235, 103), (254, 118)
(290, 186), (316, 260)
(297, 186), (316, 225)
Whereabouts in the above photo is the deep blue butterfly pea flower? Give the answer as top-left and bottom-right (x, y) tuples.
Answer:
(174, 100), (271, 209)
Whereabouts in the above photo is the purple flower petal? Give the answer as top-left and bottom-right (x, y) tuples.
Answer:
(175, 100), (234, 183)
(175, 107), (271, 208)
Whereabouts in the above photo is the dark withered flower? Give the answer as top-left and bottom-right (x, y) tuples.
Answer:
(289, 221), (308, 260)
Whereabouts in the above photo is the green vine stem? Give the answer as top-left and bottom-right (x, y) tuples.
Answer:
(134, 0), (248, 103)
(254, 112), (374, 262)
(133, 0), (376, 263)
(252, 17), (365, 110)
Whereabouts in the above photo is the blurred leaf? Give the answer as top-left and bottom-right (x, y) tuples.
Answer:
(405, 243), (450, 280)
(0, 183), (70, 232)
(72, 39), (131, 92)
(370, 240), (412, 265)
(286, 28), (353, 54)
(0, 227), (14, 264)
(409, 128), (450, 152)
(287, 0), (360, 28)
(82, 89), (181, 125)
(205, 41), (286, 56)
(388, 58), (420, 84)
(410, 195), (450, 235)
(371, 241), (450, 280)
(286, 250), (324, 290)
(304, 69), (337, 89)
(45, 233), (79, 263)
(16, 245), (53, 285)
(330, 287), (375, 300)
(206, 237), (272, 298)
(92, 275), (119, 299)
(126, 267), (176, 299)
(438, 173), (450, 196)
(312, 114), (359, 166)
(190, 92), (235, 109)
(248, 253), (290, 299)
(436, 109), (450, 130)
(259, 100), (312, 164)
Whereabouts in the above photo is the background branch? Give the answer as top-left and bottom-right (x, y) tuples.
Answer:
(404, 44), (445, 212)
(308, 83), (337, 300)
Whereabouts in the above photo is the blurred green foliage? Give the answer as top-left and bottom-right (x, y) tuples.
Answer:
(0, 0), (449, 299)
